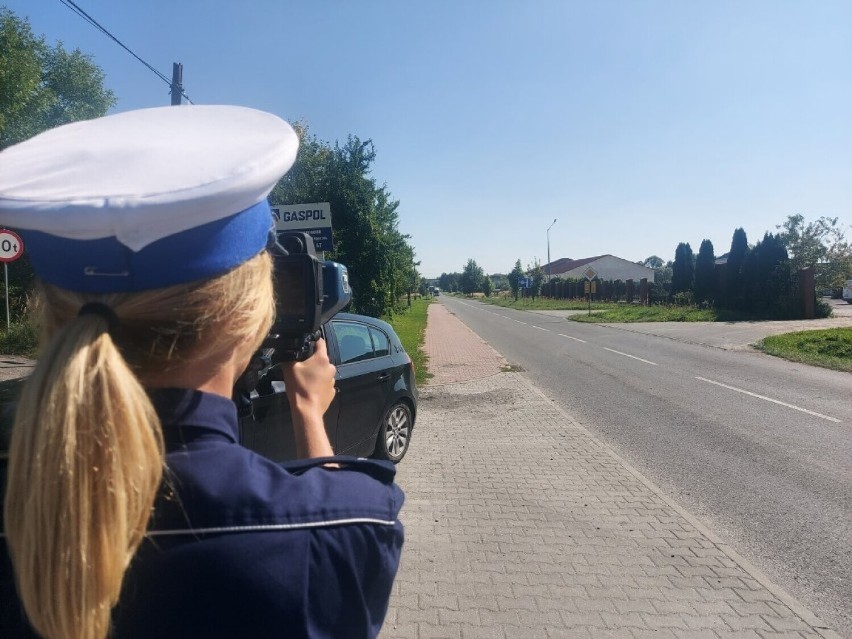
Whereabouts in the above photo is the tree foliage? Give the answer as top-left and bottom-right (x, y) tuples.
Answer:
(0, 9), (116, 150)
(693, 239), (715, 304)
(438, 272), (459, 293)
(643, 255), (671, 297)
(459, 258), (484, 295)
(528, 260), (544, 299)
(271, 126), (416, 318)
(508, 259), (524, 300)
(1, 9), (117, 322)
(743, 232), (790, 315)
(489, 273), (509, 292)
(671, 243), (694, 296)
(725, 228), (749, 309)
(642, 255), (664, 269)
(777, 214), (852, 289)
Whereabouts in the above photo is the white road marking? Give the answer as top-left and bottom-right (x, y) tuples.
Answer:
(558, 333), (587, 343)
(532, 326), (549, 332)
(603, 347), (658, 366)
(695, 377), (841, 423)
(514, 320), (527, 325)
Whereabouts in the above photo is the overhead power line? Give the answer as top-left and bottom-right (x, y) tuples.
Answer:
(57, 0), (194, 104)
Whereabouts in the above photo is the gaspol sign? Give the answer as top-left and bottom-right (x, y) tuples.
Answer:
(271, 202), (333, 252)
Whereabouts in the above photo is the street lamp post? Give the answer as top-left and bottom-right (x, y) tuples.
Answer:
(546, 218), (557, 282)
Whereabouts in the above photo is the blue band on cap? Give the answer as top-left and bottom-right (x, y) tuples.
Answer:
(23, 200), (274, 292)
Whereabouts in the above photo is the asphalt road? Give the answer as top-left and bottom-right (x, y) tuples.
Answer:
(439, 294), (852, 635)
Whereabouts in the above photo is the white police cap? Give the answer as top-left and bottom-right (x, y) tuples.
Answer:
(0, 105), (298, 292)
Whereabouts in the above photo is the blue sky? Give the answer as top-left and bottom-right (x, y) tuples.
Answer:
(5, 1), (851, 277)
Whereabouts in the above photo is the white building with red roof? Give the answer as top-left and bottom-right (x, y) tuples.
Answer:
(544, 255), (654, 281)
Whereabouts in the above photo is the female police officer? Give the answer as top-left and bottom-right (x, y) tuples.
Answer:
(0, 105), (404, 638)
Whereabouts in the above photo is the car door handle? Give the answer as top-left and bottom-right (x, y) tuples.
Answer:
(377, 372), (390, 382)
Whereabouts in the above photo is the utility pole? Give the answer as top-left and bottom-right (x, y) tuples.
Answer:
(546, 218), (557, 281)
(170, 62), (183, 105)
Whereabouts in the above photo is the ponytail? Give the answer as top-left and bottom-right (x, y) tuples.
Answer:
(5, 314), (163, 639)
(3, 251), (273, 639)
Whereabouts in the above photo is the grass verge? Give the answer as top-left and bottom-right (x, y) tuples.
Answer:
(756, 328), (852, 373)
(477, 296), (755, 321)
(569, 305), (724, 322)
(479, 296), (617, 312)
(480, 296), (755, 322)
(385, 297), (432, 385)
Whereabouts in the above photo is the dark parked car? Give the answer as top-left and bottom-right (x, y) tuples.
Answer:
(239, 312), (418, 463)
(0, 313), (418, 464)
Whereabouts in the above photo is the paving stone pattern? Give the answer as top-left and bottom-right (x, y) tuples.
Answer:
(422, 303), (507, 385)
(381, 303), (841, 639)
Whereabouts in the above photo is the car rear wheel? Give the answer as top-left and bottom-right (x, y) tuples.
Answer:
(373, 402), (412, 463)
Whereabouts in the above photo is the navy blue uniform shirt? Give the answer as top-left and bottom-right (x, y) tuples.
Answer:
(1, 388), (405, 638)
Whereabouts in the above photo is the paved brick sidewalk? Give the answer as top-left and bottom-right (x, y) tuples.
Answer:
(382, 303), (841, 638)
(423, 303), (507, 385)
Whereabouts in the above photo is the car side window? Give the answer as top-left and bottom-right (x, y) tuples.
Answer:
(370, 327), (390, 357)
(334, 322), (375, 364)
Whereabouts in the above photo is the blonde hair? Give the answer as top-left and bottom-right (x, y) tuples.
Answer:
(4, 251), (274, 639)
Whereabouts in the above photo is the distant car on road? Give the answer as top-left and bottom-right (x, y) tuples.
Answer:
(843, 280), (852, 304)
(0, 313), (418, 464)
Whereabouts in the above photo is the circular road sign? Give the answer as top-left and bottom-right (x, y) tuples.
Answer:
(0, 229), (24, 263)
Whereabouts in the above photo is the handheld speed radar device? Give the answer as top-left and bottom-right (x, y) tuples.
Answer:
(268, 231), (351, 362)
(233, 231), (350, 405)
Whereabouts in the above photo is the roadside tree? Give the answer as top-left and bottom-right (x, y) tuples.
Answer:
(439, 272), (460, 293)
(0, 9), (116, 322)
(0, 9), (116, 150)
(482, 276), (493, 297)
(489, 273), (509, 292)
(508, 260), (524, 300)
(671, 242), (695, 296)
(459, 259), (485, 295)
(642, 255), (664, 269)
(777, 214), (852, 291)
(271, 128), (416, 318)
(744, 233), (791, 316)
(528, 260), (544, 299)
(693, 239), (715, 304)
(725, 228), (749, 311)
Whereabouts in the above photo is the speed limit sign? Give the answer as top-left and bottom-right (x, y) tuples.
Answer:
(0, 229), (24, 263)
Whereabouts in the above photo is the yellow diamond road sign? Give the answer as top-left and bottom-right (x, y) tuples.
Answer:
(583, 267), (597, 280)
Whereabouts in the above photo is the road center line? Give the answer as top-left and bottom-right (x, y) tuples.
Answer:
(558, 333), (587, 343)
(603, 347), (657, 366)
(532, 326), (549, 332)
(695, 377), (841, 423)
(514, 320), (527, 325)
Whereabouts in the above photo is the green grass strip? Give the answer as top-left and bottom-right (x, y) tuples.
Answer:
(475, 295), (755, 322)
(756, 328), (852, 373)
(385, 297), (432, 385)
(478, 295), (616, 311)
(570, 305), (720, 322)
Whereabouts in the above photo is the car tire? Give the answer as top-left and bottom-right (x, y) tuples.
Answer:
(373, 401), (412, 463)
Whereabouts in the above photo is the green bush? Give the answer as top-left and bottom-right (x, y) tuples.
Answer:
(815, 299), (833, 319)
(0, 320), (39, 357)
(671, 291), (695, 307)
